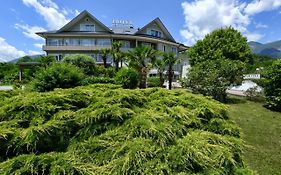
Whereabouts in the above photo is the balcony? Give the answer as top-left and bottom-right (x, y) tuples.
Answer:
(43, 45), (111, 51)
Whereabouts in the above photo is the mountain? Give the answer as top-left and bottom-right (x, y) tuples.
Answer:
(248, 40), (281, 58)
(8, 54), (45, 63)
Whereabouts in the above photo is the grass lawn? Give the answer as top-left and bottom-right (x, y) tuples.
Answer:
(228, 98), (281, 175)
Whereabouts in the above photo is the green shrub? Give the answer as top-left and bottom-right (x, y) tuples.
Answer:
(82, 77), (115, 85)
(115, 68), (139, 89)
(31, 63), (84, 92)
(147, 76), (161, 87)
(264, 59), (281, 111)
(0, 85), (253, 174)
(62, 54), (96, 76)
(95, 66), (116, 78)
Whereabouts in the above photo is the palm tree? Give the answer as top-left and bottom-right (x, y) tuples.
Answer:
(100, 48), (111, 68)
(163, 53), (179, 90)
(111, 41), (123, 71)
(152, 58), (166, 87)
(127, 46), (159, 89)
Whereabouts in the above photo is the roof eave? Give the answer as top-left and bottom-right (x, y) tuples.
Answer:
(57, 10), (113, 33)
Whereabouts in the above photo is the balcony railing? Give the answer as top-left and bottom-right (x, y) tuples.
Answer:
(43, 45), (111, 51)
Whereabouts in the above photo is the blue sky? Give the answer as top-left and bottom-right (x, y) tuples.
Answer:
(0, 0), (281, 62)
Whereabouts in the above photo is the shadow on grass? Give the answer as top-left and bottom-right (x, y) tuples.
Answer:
(226, 95), (247, 104)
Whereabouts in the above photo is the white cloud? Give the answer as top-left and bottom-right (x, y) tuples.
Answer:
(41, 0), (58, 9)
(245, 0), (281, 15)
(255, 22), (268, 29)
(75, 10), (80, 16)
(180, 0), (251, 45)
(0, 58), (7, 62)
(245, 32), (264, 41)
(22, 0), (70, 30)
(15, 24), (46, 40)
(0, 37), (26, 62)
(180, 0), (281, 45)
(34, 43), (44, 49)
(62, 8), (80, 16)
(27, 50), (43, 55)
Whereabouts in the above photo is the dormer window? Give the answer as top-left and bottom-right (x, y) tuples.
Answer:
(80, 23), (95, 32)
(150, 29), (162, 38)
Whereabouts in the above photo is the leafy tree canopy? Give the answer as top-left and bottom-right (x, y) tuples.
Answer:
(264, 59), (281, 111)
(188, 27), (252, 66)
(184, 27), (250, 102)
(245, 54), (276, 74)
(163, 53), (179, 90)
(183, 59), (244, 102)
(62, 54), (96, 76)
(0, 63), (17, 84)
(127, 46), (160, 88)
(38, 55), (56, 67)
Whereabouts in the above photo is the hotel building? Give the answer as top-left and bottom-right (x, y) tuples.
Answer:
(37, 10), (189, 77)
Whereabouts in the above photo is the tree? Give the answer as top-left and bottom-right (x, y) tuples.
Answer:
(263, 59), (281, 111)
(100, 48), (111, 68)
(188, 27), (252, 66)
(0, 63), (18, 84)
(183, 59), (244, 102)
(127, 46), (159, 89)
(245, 54), (275, 74)
(111, 41), (123, 71)
(163, 53), (179, 90)
(152, 58), (165, 87)
(38, 55), (56, 68)
(16, 56), (33, 63)
(62, 54), (96, 76)
(184, 27), (250, 102)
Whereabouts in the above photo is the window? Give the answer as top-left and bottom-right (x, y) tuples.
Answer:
(80, 39), (95, 46)
(55, 54), (63, 62)
(66, 38), (80, 46)
(150, 29), (162, 38)
(172, 47), (177, 53)
(96, 54), (103, 63)
(97, 39), (111, 46)
(80, 23), (95, 32)
(47, 39), (63, 46)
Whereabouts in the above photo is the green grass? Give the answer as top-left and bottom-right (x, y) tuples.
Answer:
(228, 98), (281, 175)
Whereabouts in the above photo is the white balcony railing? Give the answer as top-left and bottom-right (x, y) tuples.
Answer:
(43, 45), (111, 51)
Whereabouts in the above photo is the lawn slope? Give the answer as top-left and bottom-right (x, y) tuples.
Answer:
(0, 84), (252, 174)
(228, 99), (281, 175)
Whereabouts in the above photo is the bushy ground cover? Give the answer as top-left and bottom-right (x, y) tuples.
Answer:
(0, 84), (253, 174)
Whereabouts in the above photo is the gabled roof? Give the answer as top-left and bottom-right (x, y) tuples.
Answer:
(135, 18), (175, 42)
(57, 10), (113, 33)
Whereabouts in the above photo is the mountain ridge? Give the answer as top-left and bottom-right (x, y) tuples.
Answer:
(248, 40), (281, 58)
